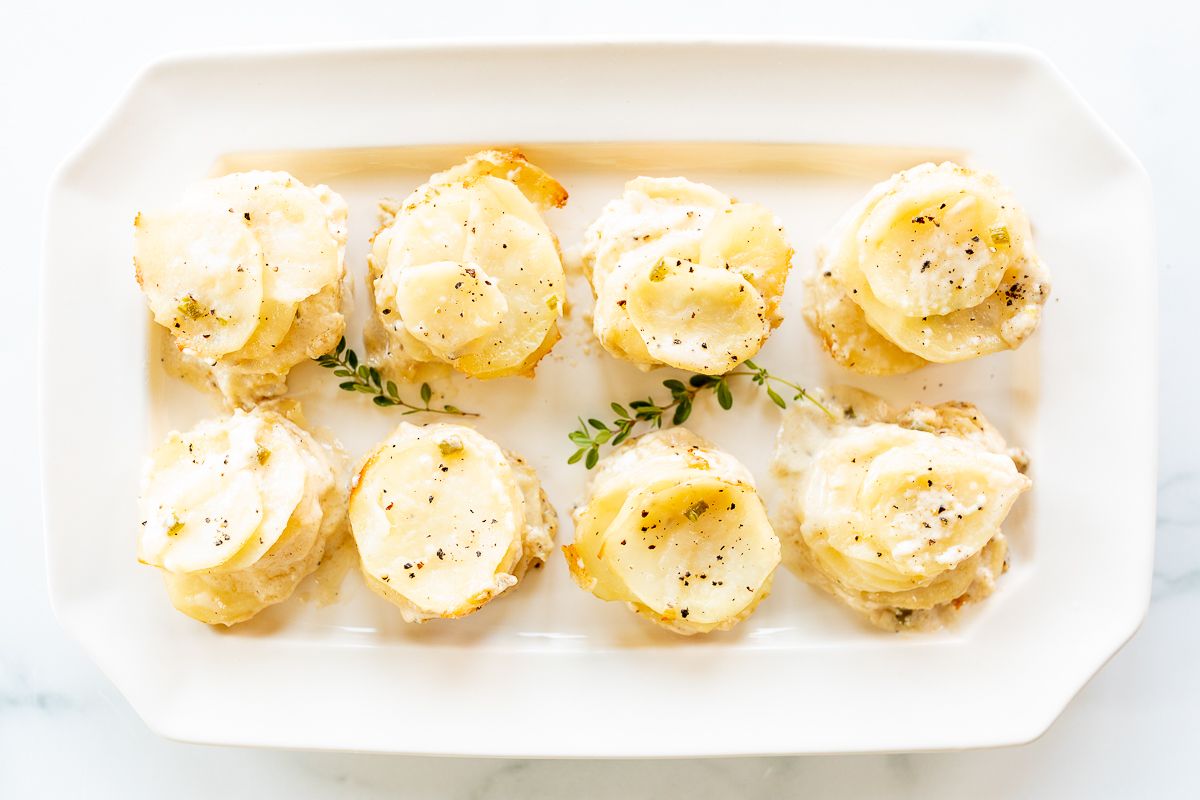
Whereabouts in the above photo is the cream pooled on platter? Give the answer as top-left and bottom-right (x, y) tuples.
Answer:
(348, 423), (556, 622)
(564, 428), (781, 635)
(134, 171), (348, 405)
(772, 389), (1031, 631)
(366, 150), (567, 380)
(137, 404), (344, 626)
(804, 162), (1050, 374)
(581, 177), (792, 375)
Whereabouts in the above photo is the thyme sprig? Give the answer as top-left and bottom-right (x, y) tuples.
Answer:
(567, 359), (831, 468)
(315, 338), (477, 416)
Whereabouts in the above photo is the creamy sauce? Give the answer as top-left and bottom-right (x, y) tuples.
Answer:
(299, 527), (358, 607)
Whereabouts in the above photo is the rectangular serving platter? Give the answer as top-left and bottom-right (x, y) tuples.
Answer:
(41, 40), (1156, 756)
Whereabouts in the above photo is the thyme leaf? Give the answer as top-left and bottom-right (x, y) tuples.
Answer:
(314, 338), (477, 417)
(566, 359), (832, 468)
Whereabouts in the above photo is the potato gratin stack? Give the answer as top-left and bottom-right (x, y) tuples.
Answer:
(582, 177), (793, 375)
(135, 171), (348, 405)
(137, 406), (344, 625)
(803, 162), (1051, 374)
(565, 428), (781, 635)
(773, 389), (1030, 630)
(349, 423), (556, 621)
(366, 150), (567, 380)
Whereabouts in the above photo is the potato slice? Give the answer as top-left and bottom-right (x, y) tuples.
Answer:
(699, 202), (792, 321)
(818, 162), (1051, 365)
(626, 259), (768, 374)
(563, 479), (639, 602)
(566, 428), (780, 635)
(602, 477), (779, 626)
(856, 544), (996, 611)
(233, 298), (299, 361)
(159, 487), (327, 625)
(384, 188), (474, 270)
(204, 172), (342, 305)
(138, 425), (266, 573)
(134, 202), (264, 358)
(800, 423), (1029, 593)
(214, 423), (309, 573)
(581, 177), (791, 373)
(854, 169), (1015, 317)
(847, 257), (1050, 363)
(144, 474), (263, 573)
(372, 158), (566, 379)
(452, 180), (564, 377)
(350, 425), (526, 618)
(392, 260), (508, 361)
(592, 297), (657, 366)
(627, 175), (728, 207)
(568, 461), (712, 602)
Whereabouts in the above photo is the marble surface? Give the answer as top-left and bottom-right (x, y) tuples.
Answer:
(3, 2), (1196, 797)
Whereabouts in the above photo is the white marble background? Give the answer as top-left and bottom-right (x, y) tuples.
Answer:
(2, 2), (1196, 797)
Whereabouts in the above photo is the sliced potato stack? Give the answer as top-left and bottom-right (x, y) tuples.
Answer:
(137, 406), (343, 626)
(772, 390), (1031, 631)
(135, 171), (348, 405)
(804, 162), (1051, 374)
(564, 428), (781, 635)
(581, 177), (793, 375)
(367, 150), (568, 379)
(349, 423), (556, 622)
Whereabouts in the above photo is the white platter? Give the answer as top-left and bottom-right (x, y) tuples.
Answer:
(41, 40), (1157, 756)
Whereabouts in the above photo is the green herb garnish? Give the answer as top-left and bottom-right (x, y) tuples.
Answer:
(437, 436), (464, 456)
(567, 359), (832, 468)
(314, 338), (477, 417)
(177, 294), (207, 320)
(683, 500), (709, 522)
